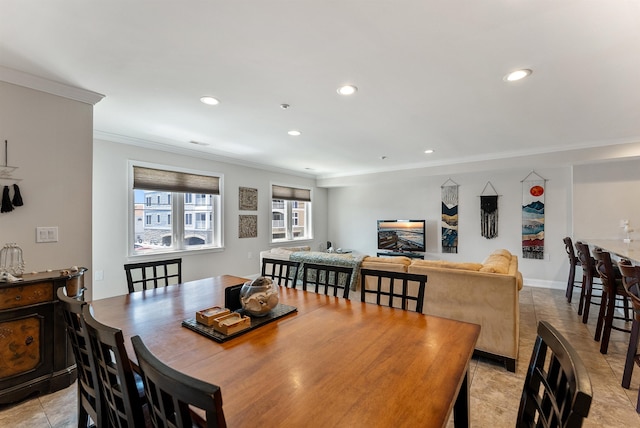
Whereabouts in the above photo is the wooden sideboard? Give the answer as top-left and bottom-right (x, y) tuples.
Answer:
(0, 268), (86, 404)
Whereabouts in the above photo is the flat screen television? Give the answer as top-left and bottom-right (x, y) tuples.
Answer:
(377, 219), (426, 253)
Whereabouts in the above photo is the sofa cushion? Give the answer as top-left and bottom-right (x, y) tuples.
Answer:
(270, 246), (311, 255)
(480, 254), (511, 274)
(362, 256), (412, 266)
(410, 259), (483, 271)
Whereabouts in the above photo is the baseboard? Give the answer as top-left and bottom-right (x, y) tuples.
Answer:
(522, 278), (565, 290)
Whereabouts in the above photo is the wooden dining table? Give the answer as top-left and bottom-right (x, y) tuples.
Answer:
(90, 275), (480, 428)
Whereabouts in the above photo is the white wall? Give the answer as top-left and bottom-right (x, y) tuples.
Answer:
(0, 81), (93, 285)
(573, 158), (640, 240)
(327, 166), (572, 288)
(92, 139), (327, 300)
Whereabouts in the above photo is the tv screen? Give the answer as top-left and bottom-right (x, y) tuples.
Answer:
(377, 220), (426, 252)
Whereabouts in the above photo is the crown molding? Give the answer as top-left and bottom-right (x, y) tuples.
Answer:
(0, 65), (105, 105)
(93, 130), (316, 180)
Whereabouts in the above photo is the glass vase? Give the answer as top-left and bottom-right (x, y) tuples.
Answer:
(0, 243), (25, 276)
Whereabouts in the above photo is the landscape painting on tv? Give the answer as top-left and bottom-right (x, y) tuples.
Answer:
(377, 220), (425, 252)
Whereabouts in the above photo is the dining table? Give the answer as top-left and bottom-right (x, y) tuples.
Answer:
(90, 274), (481, 428)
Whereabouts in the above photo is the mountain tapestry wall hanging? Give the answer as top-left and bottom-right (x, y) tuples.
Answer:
(522, 171), (546, 260)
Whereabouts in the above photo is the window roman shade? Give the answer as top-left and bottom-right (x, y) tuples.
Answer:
(272, 185), (311, 202)
(133, 166), (220, 194)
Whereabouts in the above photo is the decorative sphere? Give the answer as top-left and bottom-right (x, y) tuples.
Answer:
(240, 277), (279, 317)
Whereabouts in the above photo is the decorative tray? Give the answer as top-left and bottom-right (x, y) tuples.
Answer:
(182, 304), (297, 343)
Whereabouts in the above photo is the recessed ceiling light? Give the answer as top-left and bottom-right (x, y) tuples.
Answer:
(337, 85), (358, 96)
(200, 96), (220, 105)
(288, 130), (301, 136)
(424, 149), (434, 154)
(504, 69), (532, 82)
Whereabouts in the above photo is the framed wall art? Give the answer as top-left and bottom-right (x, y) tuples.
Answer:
(239, 214), (258, 238)
(239, 187), (258, 211)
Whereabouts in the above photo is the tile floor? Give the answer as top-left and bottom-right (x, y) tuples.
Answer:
(1, 286), (639, 427)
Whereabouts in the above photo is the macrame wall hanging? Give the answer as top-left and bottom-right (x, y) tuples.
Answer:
(479, 182), (499, 239)
(441, 178), (459, 253)
(521, 171), (546, 260)
(0, 140), (23, 214)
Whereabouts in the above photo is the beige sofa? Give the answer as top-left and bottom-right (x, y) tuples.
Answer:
(361, 249), (523, 372)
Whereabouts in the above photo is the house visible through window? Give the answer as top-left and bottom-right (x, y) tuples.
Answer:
(131, 164), (222, 255)
(271, 184), (312, 242)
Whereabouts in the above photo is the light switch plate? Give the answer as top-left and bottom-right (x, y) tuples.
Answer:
(36, 226), (58, 243)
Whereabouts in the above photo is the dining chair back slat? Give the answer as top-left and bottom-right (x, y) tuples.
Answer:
(563, 237), (582, 302)
(56, 287), (106, 428)
(574, 242), (602, 323)
(261, 258), (300, 288)
(82, 305), (148, 427)
(517, 321), (592, 427)
(131, 335), (227, 428)
(124, 258), (182, 293)
(617, 259), (640, 413)
(592, 248), (631, 354)
(302, 263), (352, 299)
(360, 268), (427, 313)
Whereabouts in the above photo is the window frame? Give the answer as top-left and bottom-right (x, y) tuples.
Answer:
(128, 161), (224, 257)
(270, 183), (313, 243)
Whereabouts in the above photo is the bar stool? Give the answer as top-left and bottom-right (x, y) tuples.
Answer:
(575, 241), (603, 323)
(563, 236), (582, 302)
(618, 259), (640, 413)
(592, 248), (631, 354)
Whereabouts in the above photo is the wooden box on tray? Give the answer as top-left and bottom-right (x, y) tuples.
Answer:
(210, 312), (251, 335)
(195, 306), (251, 335)
(196, 307), (230, 326)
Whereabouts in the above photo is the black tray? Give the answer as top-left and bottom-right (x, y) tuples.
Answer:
(182, 304), (297, 343)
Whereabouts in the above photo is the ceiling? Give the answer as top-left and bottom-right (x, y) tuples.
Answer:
(2, 1), (640, 179)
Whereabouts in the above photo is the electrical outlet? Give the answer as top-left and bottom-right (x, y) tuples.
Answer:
(36, 226), (58, 243)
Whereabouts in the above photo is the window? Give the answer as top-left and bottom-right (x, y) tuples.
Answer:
(271, 184), (312, 242)
(131, 164), (222, 255)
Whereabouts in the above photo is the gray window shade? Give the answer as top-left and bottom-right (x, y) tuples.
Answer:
(272, 185), (311, 202)
(134, 166), (220, 194)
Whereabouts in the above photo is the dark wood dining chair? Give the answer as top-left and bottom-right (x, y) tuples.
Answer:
(564, 237), (582, 302)
(261, 257), (300, 288)
(124, 258), (182, 293)
(517, 321), (592, 428)
(360, 268), (427, 313)
(131, 335), (227, 428)
(618, 259), (640, 413)
(82, 305), (149, 427)
(593, 247), (632, 354)
(302, 262), (353, 299)
(57, 287), (107, 428)
(575, 241), (603, 323)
